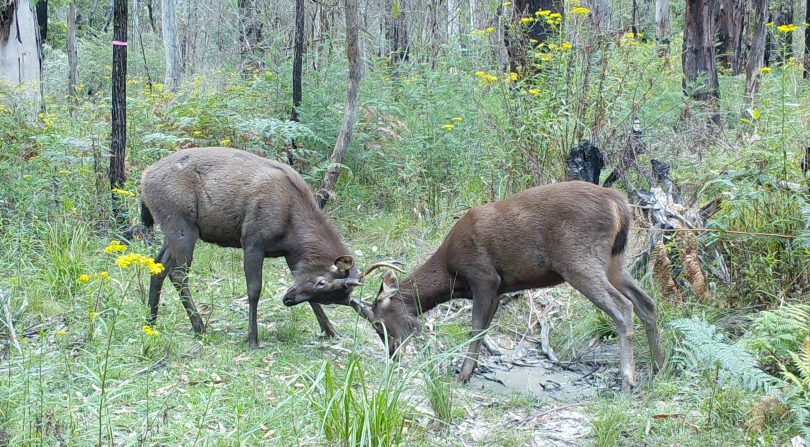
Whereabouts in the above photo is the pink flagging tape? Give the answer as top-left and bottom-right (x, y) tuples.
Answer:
(112, 41), (128, 46)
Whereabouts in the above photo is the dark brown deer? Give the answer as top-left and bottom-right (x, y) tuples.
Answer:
(140, 147), (397, 347)
(352, 181), (664, 391)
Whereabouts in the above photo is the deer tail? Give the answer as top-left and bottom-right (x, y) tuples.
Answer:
(611, 201), (630, 257)
(141, 201), (155, 230)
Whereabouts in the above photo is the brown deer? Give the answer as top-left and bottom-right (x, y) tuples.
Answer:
(351, 181), (664, 391)
(140, 147), (397, 347)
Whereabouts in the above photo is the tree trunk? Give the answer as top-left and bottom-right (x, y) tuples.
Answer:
(110, 0), (128, 229)
(0, 0), (43, 102)
(35, 0), (46, 42)
(804, 0), (810, 79)
(469, 0), (477, 29)
(682, 0), (719, 102)
(239, 0), (264, 73)
(161, 0), (180, 91)
(587, 0), (611, 31)
(507, 0), (560, 73)
(448, 0), (460, 39)
(745, 0), (768, 99)
(769, 0), (795, 64)
(291, 0), (304, 123)
(386, 0), (409, 62)
(729, 0), (751, 75)
(67, 1), (78, 104)
(655, 0), (671, 60)
(317, 0), (362, 209)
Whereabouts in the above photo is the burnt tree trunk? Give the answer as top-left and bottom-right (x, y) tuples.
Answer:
(745, 0), (768, 99)
(36, 0), (46, 42)
(317, 0), (362, 209)
(291, 0), (304, 123)
(715, 0), (746, 70)
(67, 1), (78, 107)
(682, 0), (719, 102)
(507, 0), (560, 73)
(805, 0), (809, 78)
(239, 0), (264, 73)
(386, 0), (409, 62)
(110, 0), (128, 229)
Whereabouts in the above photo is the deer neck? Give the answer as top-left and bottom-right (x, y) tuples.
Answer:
(398, 254), (457, 316)
(284, 206), (346, 273)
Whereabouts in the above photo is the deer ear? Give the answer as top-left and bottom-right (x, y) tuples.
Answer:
(382, 270), (399, 294)
(334, 256), (354, 275)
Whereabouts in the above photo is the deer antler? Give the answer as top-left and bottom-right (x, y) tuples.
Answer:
(361, 260), (405, 277)
(349, 298), (375, 322)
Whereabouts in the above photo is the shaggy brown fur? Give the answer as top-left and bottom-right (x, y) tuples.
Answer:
(140, 147), (360, 347)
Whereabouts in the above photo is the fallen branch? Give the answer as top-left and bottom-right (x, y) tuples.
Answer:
(0, 289), (22, 355)
(631, 226), (797, 239)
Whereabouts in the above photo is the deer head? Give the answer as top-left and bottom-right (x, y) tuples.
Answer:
(283, 259), (405, 307)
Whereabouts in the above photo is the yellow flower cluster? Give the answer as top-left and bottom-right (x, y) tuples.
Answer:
(442, 124), (455, 131)
(776, 24), (798, 33)
(77, 271), (110, 284)
(142, 325), (161, 337)
(471, 27), (495, 36)
(219, 139), (231, 146)
(452, 117), (463, 122)
(475, 71), (499, 86)
(761, 66), (772, 74)
(528, 88), (541, 95)
(116, 254), (165, 275)
(38, 112), (56, 128)
(111, 188), (135, 197)
(104, 240), (128, 254)
(620, 32), (645, 45)
(571, 6), (590, 14)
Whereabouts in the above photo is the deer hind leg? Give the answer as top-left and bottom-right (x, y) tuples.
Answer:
(243, 247), (265, 348)
(619, 272), (664, 373)
(309, 303), (337, 338)
(567, 273), (637, 391)
(147, 244), (171, 324)
(166, 222), (204, 334)
(459, 273), (501, 383)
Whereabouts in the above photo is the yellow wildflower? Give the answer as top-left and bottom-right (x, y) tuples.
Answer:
(104, 65), (112, 71)
(89, 311), (100, 320)
(219, 139), (231, 146)
(192, 130), (202, 136)
(111, 188), (135, 197)
(562, 41), (573, 50)
(528, 89), (540, 95)
(56, 330), (67, 336)
(115, 253), (165, 275)
(442, 124), (455, 131)
(153, 83), (164, 92)
(99, 271), (109, 279)
(509, 72), (519, 81)
(571, 6), (590, 14)
(485, 27), (495, 33)
(776, 24), (798, 33)
(521, 17), (534, 24)
(58, 170), (71, 175)
(536, 9), (551, 16)
(475, 71), (486, 78)
(149, 262), (165, 275)
(760, 66), (772, 74)
(142, 325), (160, 337)
(503, 1), (511, 6)
(104, 240), (128, 254)
(77, 274), (91, 284)
(452, 117), (463, 122)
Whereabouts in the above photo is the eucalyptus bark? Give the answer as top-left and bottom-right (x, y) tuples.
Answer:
(239, 0), (264, 73)
(0, 0), (43, 102)
(291, 0), (304, 122)
(805, 0), (809, 78)
(317, 0), (362, 209)
(745, 0), (768, 98)
(655, 0), (671, 59)
(448, 0), (460, 39)
(682, 0), (719, 102)
(386, 0), (409, 62)
(67, 1), (78, 104)
(161, 0), (181, 91)
(110, 0), (128, 229)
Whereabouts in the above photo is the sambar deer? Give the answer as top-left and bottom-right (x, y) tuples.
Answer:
(140, 147), (397, 347)
(352, 181), (664, 391)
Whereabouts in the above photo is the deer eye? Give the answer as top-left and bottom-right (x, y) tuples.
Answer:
(316, 279), (327, 287)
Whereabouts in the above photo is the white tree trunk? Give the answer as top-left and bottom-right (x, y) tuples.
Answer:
(447, 0), (460, 39)
(655, 0), (671, 59)
(469, 0), (477, 29)
(161, 0), (181, 91)
(67, 1), (78, 101)
(0, 0), (42, 101)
